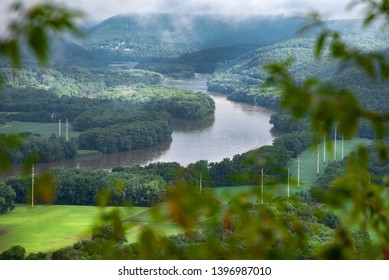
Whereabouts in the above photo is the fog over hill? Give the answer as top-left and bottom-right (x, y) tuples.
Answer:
(78, 14), (307, 60)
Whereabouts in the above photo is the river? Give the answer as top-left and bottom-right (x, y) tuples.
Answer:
(32, 74), (274, 171)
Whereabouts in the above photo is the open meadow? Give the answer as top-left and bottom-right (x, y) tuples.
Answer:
(0, 205), (143, 253)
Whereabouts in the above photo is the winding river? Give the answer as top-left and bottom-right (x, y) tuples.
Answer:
(34, 74), (274, 171)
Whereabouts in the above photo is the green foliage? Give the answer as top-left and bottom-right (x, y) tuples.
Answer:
(0, 245), (26, 260)
(263, 0), (389, 259)
(25, 251), (47, 260)
(3, 0), (389, 261)
(5, 134), (78, 164)
(0, 182), (16, 214)
(136, 63), (196, 78)
(0, 85), (215, 155)
(1, 66), (163, 96)
(209, 21), (389, 114)
(0, 134), (21, 171)
(0, 2), (82, 81)
(0, 244), (47, 260)
(99, 86), (215, 121)
(78, 120), (172, 154)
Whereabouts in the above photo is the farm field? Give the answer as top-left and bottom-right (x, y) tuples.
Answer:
(0, 121), (79, 138)
(0, 205), (149, 253)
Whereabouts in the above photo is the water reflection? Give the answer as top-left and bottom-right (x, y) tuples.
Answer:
(172, 116), (215, 133)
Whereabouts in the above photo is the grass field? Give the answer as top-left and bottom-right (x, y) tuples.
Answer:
(209, 139), (372, 203)
(0, 205), (148, 253)
(0, 121), (79, 138)
(289, 139), (371, 191)
(0, 204), (185, 253)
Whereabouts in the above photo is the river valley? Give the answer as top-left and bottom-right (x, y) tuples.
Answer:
(25, 74), (274, 171)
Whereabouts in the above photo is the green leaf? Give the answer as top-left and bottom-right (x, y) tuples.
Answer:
(315, 33), (327, 58)
(28, 27), (48, 64)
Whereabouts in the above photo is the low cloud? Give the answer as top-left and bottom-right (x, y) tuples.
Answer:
(0, 0), (363, 36)
(3, 0), (362, 19)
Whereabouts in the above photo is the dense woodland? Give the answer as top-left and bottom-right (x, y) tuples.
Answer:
(0, 83), (214, 157)
(207, 33), (389, 116)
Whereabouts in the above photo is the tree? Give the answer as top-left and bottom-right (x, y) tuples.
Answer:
(25, 252), (47, 260)
(0, 182), (16, 214)
(0, 245), (26, 260)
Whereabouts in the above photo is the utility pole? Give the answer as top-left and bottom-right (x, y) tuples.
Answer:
(317, 144), (320, 175)
(334, 127), (337, 161)
(261, 168), (264, 204)
(199, 173), (202, 194)
(58, 119), (61, 137)
(297, 158), (301, 188)
(368, 174), (371, 220)
(323, 135), (326, 163)
(66, 118), (69, 142)
(341, 135), (344, 160)
(31, 164), (35, 208)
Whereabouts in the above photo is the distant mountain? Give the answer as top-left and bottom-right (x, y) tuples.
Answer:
(49, 37), (105, 67)
(79, 13), (307, 60)
(207, 25), (389, 109)
(18, 36), (104, 68)
(213, 19), (389, 81)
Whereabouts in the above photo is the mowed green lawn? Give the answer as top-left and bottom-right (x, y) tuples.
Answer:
(0, 121), (79, 138)
(0, 205), (149, 253)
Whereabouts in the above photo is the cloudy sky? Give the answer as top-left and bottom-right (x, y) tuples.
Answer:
(0, 0), (365, 36)
(0, 0), (363, 21)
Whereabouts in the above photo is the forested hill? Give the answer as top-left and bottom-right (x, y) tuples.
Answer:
(79, 14), (306, 59)
(208, 25), (389, 109)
